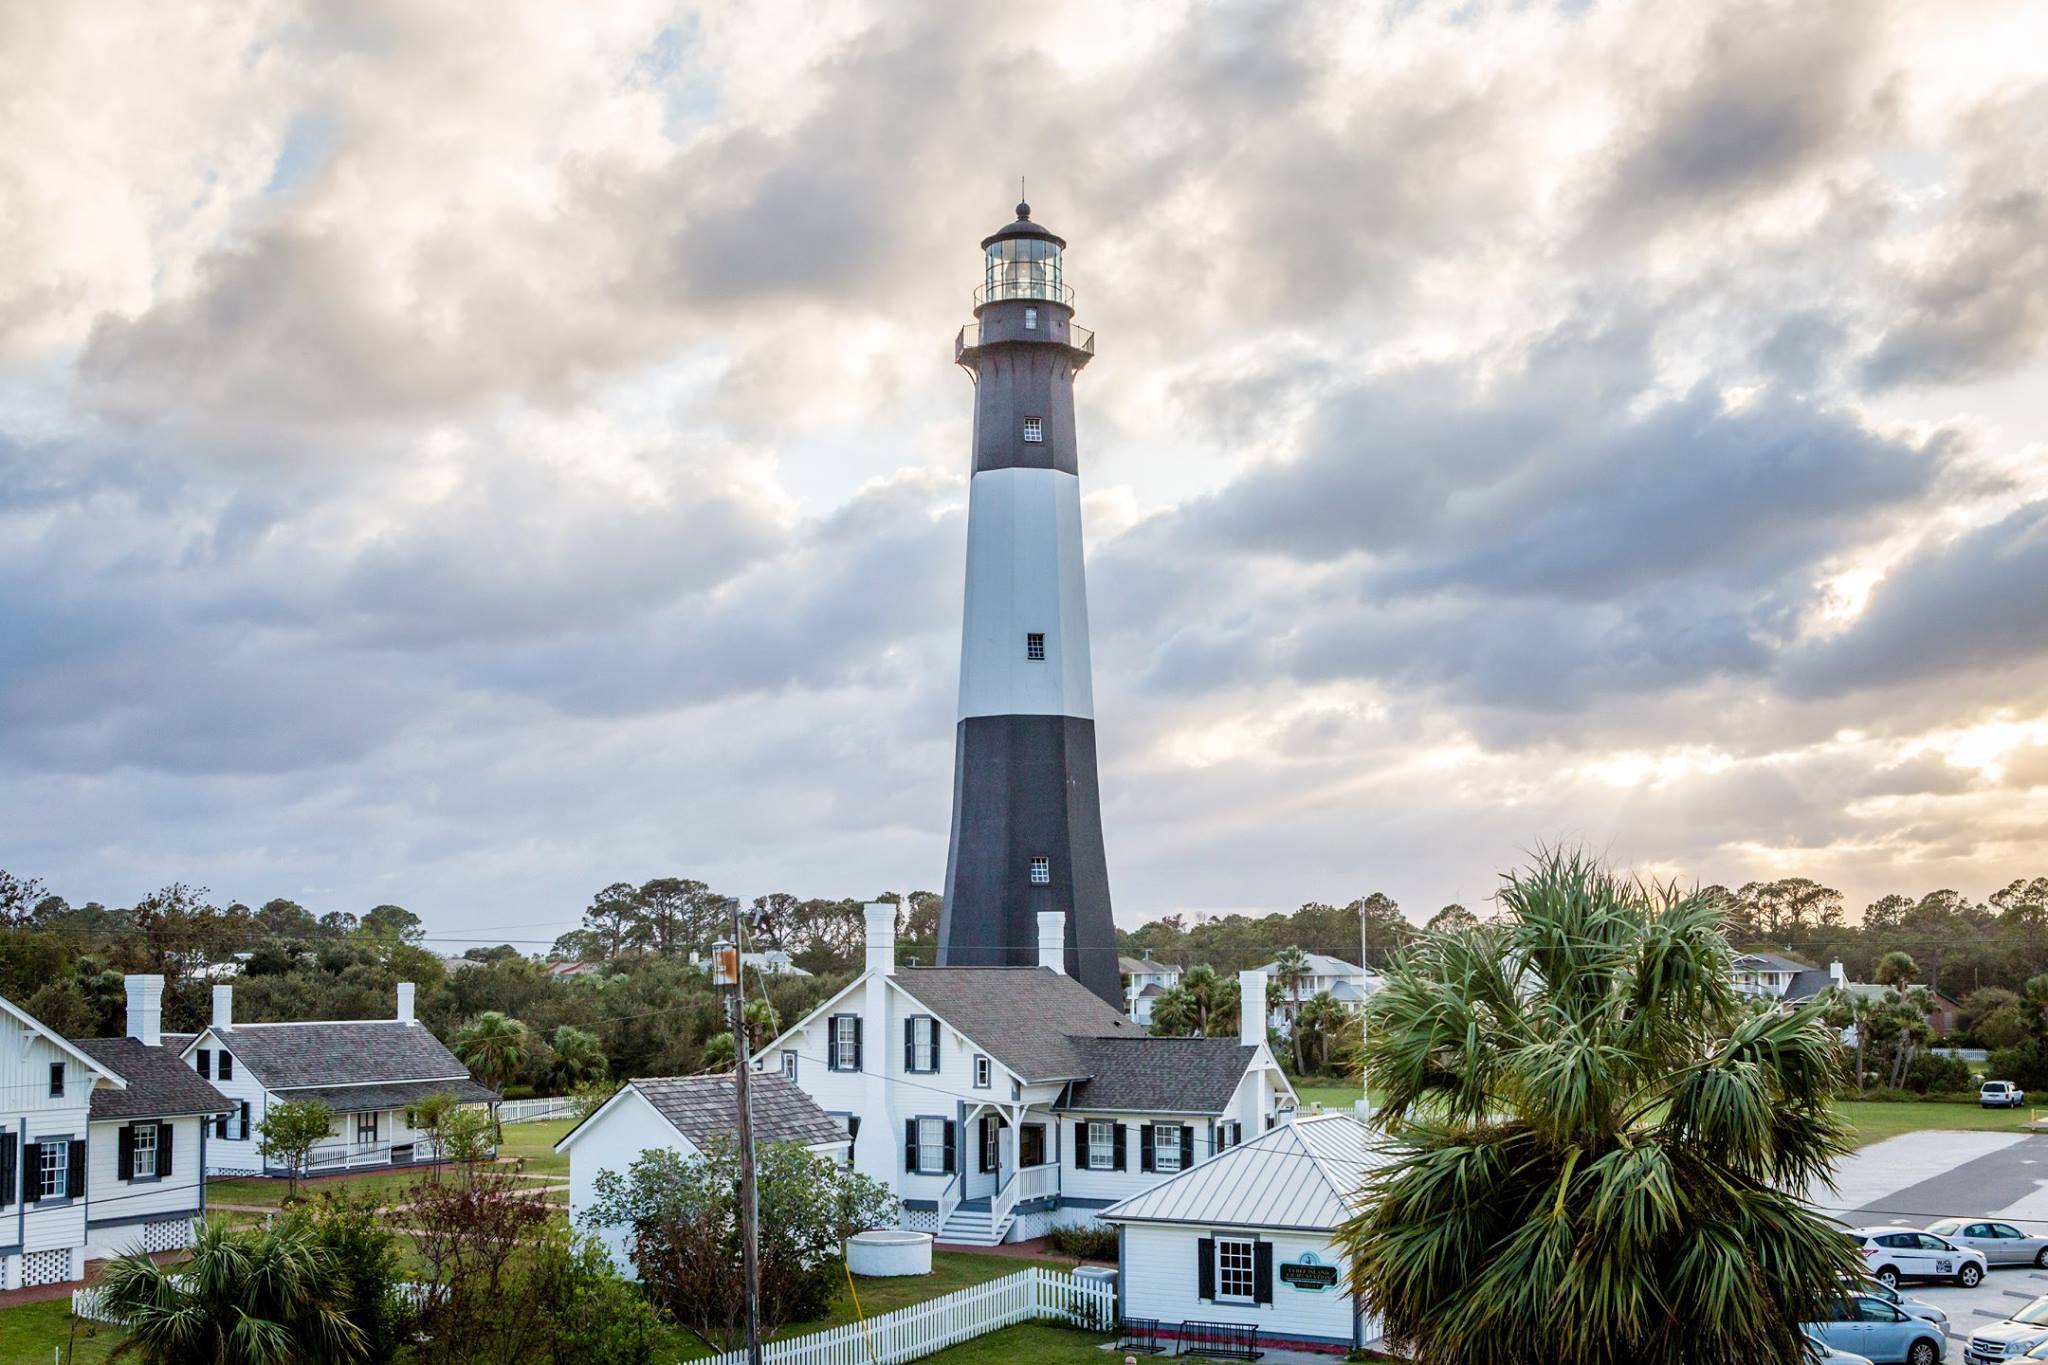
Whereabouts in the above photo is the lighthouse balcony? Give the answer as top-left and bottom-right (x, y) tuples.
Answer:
(956, 320), (1095, 364)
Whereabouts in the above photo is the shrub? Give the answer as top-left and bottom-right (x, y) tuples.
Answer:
(1986, 1045), (2048, 1092)
(1046, 1222), (1118, 1261)
(1903, 1052), (1973, 1095)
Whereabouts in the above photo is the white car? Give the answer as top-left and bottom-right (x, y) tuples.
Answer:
(1982, 1081), (2026, 1109)
(1850, 1225), (1988, 1288)
(1965, 1292), (2048, 1363)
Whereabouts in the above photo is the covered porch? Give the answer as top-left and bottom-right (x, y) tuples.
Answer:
(938, 1099), (1062, 1245)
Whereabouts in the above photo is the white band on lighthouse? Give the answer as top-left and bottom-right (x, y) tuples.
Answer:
(957, 465), (1094, 722)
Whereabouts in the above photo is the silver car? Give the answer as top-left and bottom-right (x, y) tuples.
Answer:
(1928, 1219), (2048, 1269)
(1845, 1275), (1950, 1334)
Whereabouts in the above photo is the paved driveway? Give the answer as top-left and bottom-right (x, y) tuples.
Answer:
(1813, 1132), (2048, 1353)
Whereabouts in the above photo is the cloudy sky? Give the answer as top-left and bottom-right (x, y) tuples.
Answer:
(4, 0), (2047, 947)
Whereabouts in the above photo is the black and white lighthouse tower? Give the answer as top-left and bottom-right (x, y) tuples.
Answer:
(938, 201), (1121, 1007)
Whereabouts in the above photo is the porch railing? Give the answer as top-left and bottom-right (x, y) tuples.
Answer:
(990, 1169), (1020, 1233)
(1018, 1161), (1060, 1203)
(936, 1170), (963, 1232)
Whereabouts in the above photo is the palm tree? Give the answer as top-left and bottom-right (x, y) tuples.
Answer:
(1182, 965), (1226, 1037)
(1272, 946), (1312, 1071)
(455, 1011), (528, 1138)
(1874, 950), (1918, 989)
(546, 1025), (607, 1090)
(1148, 984), (1197, 1036)
(98, 1215), (365, 1364)
(1338, 850), (1860, 1365)
(1293, 991), (1347, 1076)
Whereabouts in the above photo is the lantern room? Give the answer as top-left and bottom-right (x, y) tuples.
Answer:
(980, 201), (1068, 304)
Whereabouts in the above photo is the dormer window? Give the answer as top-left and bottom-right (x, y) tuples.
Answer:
(1022, 417), (1043, 443)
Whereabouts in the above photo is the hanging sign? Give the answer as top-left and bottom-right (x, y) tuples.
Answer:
(1280, 1251), (1339, 1292)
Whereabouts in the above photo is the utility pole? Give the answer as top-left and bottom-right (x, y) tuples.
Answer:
(1358, 902), (1372, 1120)
(714, 901), (763, 1365)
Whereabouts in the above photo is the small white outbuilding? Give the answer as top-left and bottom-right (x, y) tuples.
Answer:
(556, 1073), (850, 1272)
(1099, 1111), (1388, 1357)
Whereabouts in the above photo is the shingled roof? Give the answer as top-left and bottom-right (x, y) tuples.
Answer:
(208, 1020), (486, 1092)
(1063, 1037), (1257, 1115)
(891, 967), (1146, 1082)
(69, 1036), (233, 1122)
(273, 1078), (499, 1112)
(629, 1073), (847, 1150)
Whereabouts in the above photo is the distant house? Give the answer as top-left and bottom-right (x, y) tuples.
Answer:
(556, 1073), (849, 1271)
(1, 975), (231, 1291)
(1729, 952), (1814, 1001)
(547, 961), (601, 980)
(1101, 1112), (1390, 1356)
(1780, 961), (1963, 1037)
(169, 983), (497, 1177)
(1252, 953), (1380, 1036)
(1120, 956), (1181, 1026)
(687, 948), (812, 978)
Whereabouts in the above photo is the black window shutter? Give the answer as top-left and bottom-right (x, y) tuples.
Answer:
(905, 1119), (917, 1172)
(20, 1142), (39, 1201)
(851, 1017), (862, 1072)
(826, 1017), (839, 1069)
(942, 1120), (956, 1174)
(215, 1110), (228, 1140)
(848, 1116), (861, 1152)
(1140, 1124), (1155, 1173)
(196, 1049), (210, 1078)
(904, 1018), (915, 1072)
(240, 1100), (251, 1141)
(1181, 1125), (1194, 1169)
(1112, 1123), (1127, 1171)
(1197, 1237), (1215, 1300)
(219, 1052), (232, 1080)
(118, 1124), (135, 1182)
(159, 1123), (174, 1178)
(978, 1116), (993, 1174)
(0, 1132), (15, 1207)
(928, 1019), (940, 1074)
(1254, 1240), (1274, 1305)
(68, 1138), (86, 1198)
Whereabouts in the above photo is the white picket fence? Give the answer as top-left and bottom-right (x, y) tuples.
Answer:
(698, 1266), (1115, 1365)
(71, 1284), (123, 1324)
(497, 1096), (579, 1124)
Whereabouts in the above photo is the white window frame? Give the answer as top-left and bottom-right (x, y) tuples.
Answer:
(1153, 1124), (1183, 1173)
(132, 1121), (159, 1179)
(974, 1055), (992, 1089)
(915, 1117), (946, 1175)
(1029, 857), (1051, 885)
(782, 1050), (799, 1081)
(983, 1118), (1000, 1174)
(1024, 307), (1038, 330)
(910, 1017), (939, 1073)
(1087, 1120), (1114, 1171)
(1216, 1120), (1242, 1151)
(1022, 416), (1044, 443)
(1216, 1236), (1257, 1303)
(39, 1141), (67, 1201)
(48, 1062), (64, 1098)
(356, 1112), (378, 1145)
(832, 1015), (859, 1071)
(1026, 632), (1046, 661)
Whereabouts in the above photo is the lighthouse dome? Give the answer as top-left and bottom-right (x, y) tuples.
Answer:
(980, 202), (1067, 303)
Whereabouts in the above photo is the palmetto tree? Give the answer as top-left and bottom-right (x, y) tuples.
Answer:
(455, 1011), (528, 1139)
(1272, 946), (1312, 1070)
(1148, 983), (1197, 1036)
(99, 1215), (365, 1365)
(1338, 850), (1860, 1365)
(546, 1025), (608, 1090)
(1293, 991), (1348, 1076)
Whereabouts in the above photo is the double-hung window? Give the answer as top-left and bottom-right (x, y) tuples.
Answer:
(982, 1119), (1001, 1174)
(1022, 416), (1044, 443)
(830, 1015), (860, 1071)
(195, 1049), (211, 1079)
(132, 1122), (158, 1179)
(907, 1017), (939, 1073)
(974, 1055), (992, 1089)
(218, 1051), (233, 1081)
(1087, 1120), (1115, 1170)
(782, 1050), (799, 1081)
(914, 1117), (946, 1174)
(357, 1112), (378, 1144)
(39, 1141), (67, 1201)
(1216, 1120), (1242, 1152)
(1216, 1237), (1257, 1302)
(48, 1062), (63, 1098)
(1153, 1124), (1183, 1173)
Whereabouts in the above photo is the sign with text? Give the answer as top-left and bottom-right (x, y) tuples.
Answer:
(1280, 1252), (1338, 1292)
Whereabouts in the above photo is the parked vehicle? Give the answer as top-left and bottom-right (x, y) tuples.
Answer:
(1808, 1331), (1877, 1365)
(1964, 1292), (2048, 1363)
(1808, 1293), (1947, 1365)
(1843, 1275), (1950, 1333)
(1847, 1226), (1988, 1287)
(1927, 1219), (2048, 1268)
(1982, 1081), (2026, 1109)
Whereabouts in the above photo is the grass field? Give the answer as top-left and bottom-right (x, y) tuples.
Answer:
(0, 1298), (119, 1365)
(202, 1117), (575, 1208)
(921, 1321), (1116, 1363)
(1832, 1099), (2038, 1148)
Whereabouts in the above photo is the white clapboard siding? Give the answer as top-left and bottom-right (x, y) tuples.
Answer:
(699, 1267), (1114, 1365)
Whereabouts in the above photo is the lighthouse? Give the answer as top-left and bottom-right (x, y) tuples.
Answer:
(938, 201), (1121, 1007)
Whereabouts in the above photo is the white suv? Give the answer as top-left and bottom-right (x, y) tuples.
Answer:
(1850, 1225), (1988, 1288)
(1982, 1081), (2026, 1109)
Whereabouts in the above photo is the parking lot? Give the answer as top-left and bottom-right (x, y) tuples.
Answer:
(1815, 1131), (2048, 1353)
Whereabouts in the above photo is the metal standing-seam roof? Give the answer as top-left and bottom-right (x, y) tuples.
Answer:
(891, 967), (1146, 1082)
(1100, 1113), (1393, 1233)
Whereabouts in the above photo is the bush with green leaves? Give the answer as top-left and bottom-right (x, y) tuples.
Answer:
(1045, 1222), (1118, 1261)
(587, 1138), (899, 1350)
(1903, 1051), (1974, 1094)
(256, 1097), (336, 1200)
(1338, 850), (1861, 1365)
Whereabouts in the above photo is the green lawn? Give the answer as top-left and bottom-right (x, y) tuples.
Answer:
(922, 1322), (1115, 1363)
(1832, 1099), (2040, 1148)
(202, 1119), (573, 1209)
(497, 1117), (573, 1174)
(0, 1299), (119, 1365)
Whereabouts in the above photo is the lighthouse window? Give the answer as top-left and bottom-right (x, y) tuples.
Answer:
(1026, 633), (1045, 661)
(1024, 308), (1038, 330)
(1030, 857), (1051, 885)
(1022, 416), (1044, 443)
